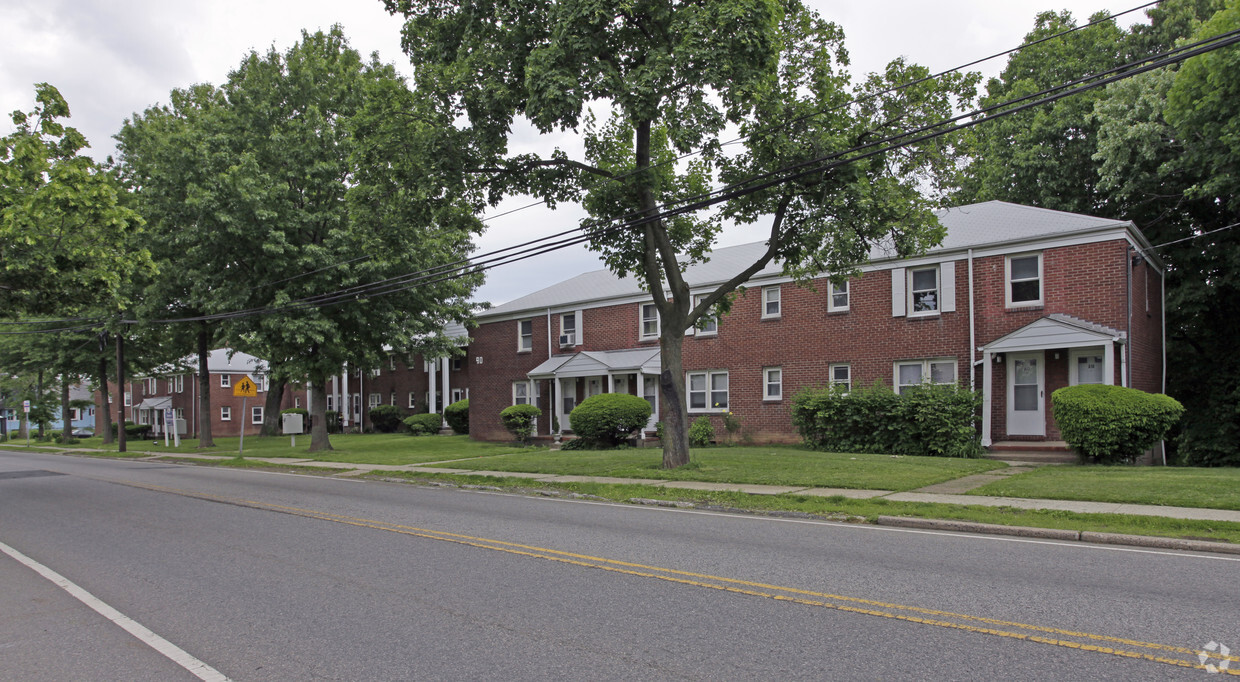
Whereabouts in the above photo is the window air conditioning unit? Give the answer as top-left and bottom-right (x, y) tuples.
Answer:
(559, 333), (575, 346)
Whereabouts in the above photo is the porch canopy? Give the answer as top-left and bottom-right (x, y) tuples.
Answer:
(527, 348), (661, 436)
(979, 313), (1124, 446)
(136, 396), (172, 412)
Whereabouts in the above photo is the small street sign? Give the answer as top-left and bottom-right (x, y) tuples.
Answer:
(233, 376), (258, 398)
(22, 400), (30, 413)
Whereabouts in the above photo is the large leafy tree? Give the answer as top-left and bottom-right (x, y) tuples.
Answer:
(118, 28), (482, 451)
(385, 0), (975, 467)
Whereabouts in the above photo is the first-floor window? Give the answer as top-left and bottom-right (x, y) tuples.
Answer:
(451, 388), (467, 403)
(513, 381), (531, 405)
(764, 367), (782, 401)
(688, 370), (729, 411)
(390, 391), (397, 406)
(326, 395), (334, 411)
(294, 397), (301, 409)
(895, 359), (956, 394)
(408, 392), (417, 409)
(252, 406), (264, 424)
(830, 364), (852, 391)
(221, 406), (232, 421)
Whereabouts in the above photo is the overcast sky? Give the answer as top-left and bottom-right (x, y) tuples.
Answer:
(1, 0), (1148, 305)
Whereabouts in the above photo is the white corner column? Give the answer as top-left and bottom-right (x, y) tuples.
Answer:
(427, 359), (437, 414)
(981, 350), (993, 447)
(441, 357), (450, 427)
(341, 365), (350, 429)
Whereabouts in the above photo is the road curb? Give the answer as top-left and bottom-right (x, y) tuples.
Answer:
(876, 516), (1240, 555)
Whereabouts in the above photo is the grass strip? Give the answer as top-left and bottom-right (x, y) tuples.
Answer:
(971, 465), (1240, 511)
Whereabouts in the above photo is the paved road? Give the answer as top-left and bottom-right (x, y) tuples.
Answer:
(1, 449), (1236, 680)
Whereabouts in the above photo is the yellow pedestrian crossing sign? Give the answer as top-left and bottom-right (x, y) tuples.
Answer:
(233, 376), (258, 398)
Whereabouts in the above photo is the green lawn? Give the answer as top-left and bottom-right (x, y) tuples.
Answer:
(440, 446), (1004, 492)
(23, 433), (535, 465)
(970, 465), (1240, 510)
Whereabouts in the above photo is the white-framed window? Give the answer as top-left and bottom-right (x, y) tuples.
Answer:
(764, 367), (782, 401)
(390, 391), (397, 406)
(295, 397), (301, 409)
(830, 363), (851, 390)
(1006, 253), (1043, 307)
(909, 267), (939, 315)
(173, 375), (184, 393)
(687, 370), (729, 412)
(828, 280), (850, 313)
(220, 406), (231, 421)
(327, 395), (335, 411)
(513, 381), (532, 405)
(452, 357), (463, 371)
(175, 408), (184, 420)
(1069, 348), (1106, 386)
(255, 375), (267, 392)
(640, 303), (660, 340)
(560, 312), (577, 347)
(451, 388), (467, 403)
(694, 294), (717, 335)
(220, 374), (231, 388)
(146, 378), (158, 394)
(390, 356), (397, 371)
(352, 395), (361, 415)
(762, 285), (781, 319)
(408, 391), (417, 409)
(518, 319), (533, 352)
(124, 392), (132, 407)
(70, 408), (82, 421)
(370, 367), (381, 378)
(894, 358), (957, 394)
(368, 393), (381, 409)
(252, 406), (264, 424)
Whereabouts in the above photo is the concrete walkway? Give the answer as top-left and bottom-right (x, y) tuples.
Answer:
(76, 449), (1239, 525)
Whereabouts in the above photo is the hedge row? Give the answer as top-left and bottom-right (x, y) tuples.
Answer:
(791, 383), (983, 458)
(1051, 384), (1183, 464)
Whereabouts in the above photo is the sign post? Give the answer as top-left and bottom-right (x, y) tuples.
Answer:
(233, 376), (258, 455)
(22, 400), (30, 446)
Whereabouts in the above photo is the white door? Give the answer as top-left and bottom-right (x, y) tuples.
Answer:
(1007, 352), (1045, 436)
(560, 378), (577, 431)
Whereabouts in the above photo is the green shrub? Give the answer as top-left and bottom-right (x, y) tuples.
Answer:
(368, 405), (406, 433)
(403, 413), (442, 436)
(280, 407), (308, 416)
(443, 399), (469, 434)
(325, 410), (341, 433)
(500, 404), (542, 444)
(1052, 384), (1184, 464)
(689, 415), (715, 447)
(653, 421), (664, 441)
(109, 421), (152, 439)
(568, 393), (652, 447)
(559, 436), (588, 450)
(791, 382), (983, 457)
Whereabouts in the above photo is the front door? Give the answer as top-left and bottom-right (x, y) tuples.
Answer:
(1007, 351), (1045, 436)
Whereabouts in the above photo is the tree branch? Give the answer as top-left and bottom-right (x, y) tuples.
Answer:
(467, 157), (614, 179)
(690, 194), (793, 322)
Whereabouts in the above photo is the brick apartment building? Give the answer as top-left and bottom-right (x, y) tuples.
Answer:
(466, 201), (1164, 448)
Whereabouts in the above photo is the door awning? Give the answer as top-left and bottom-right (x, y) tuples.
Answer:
(981, 314), (1124, 354)
(136, 396), (172, 411)
(527, 348), (661, 380)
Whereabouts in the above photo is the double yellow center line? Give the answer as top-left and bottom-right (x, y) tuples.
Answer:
(120, 478), (1240, 675)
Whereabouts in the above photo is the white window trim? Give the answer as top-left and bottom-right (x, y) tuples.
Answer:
(220, 374), (231, 388)
(251, 406), (264, 424)
(408, 392), (417, 409)
(1005, 252), (1044, 308)
(894, 358), (957, 394)
(124, 392), (132, 407)
(830, 363), (852, 391)
(693, 294), (718, 336)
(559, 312), (577, 347)
(1068, 347), (1107, 386)
(907, 266), (940, 317)
(828, 280), (850, 313)
(220, 406), (231, 421)
(368, 393), (382, 408)
(173, 375), (184, 393)
(640, 303), (660, 341)
(687, 370), (730, 413)
(763, 367), (782, 401)
(761, 285), (781, 319)
(517, 319), (533, 352)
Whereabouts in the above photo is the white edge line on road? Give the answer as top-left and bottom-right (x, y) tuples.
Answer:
(0, 538), (231, 682)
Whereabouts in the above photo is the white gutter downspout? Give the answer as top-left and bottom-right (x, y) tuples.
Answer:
(968, 249), (976, 389)
(547, 308), (556, 437)
(1161, 266), (1167, 465)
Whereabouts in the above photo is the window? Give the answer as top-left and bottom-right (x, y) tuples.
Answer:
(762, 285), (781, 318)
(764, 367), (782, 401)
(255, 375), (267, 392)
(146, 378), (158, 394)
(220, 406), (231, 421)
(368, 393), (381, 408)
(909, 267), (939, 314)
(124, 392), (132, 407)
(220, 374), (231, 388)
(252, 406), (264, 424)
(640, 303), (660, 340)
(518, 319), (533, 352)
(560, 312), (577, 347)
(70, 408), (82, 421)
(370, 368), (381, 378)
(1006, 253), (1042, 306)
(694, 295), (717, 335)
(894, 359), (957, 394)
(295, 397), (301, 409)
(1070, 349), (1106, 385)
(451, 388), (467, 403)
(173, 375), (184, 393)
(828, 281), (849, 313)
(327, 395), (335, 411)
(513, 382), (531, 405)
(390, 356), (397, 371)
(174, 408), (183, 420)
(408, 392), (417, 409)
(452, 357), (463, 371)
(390, 391), (397, 406)
(352, 395), (361, 415)
(830, 364), (851, 390)
(688, 370), (729, 411)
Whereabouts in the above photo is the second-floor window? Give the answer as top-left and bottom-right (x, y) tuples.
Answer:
(762, 285), (781, 318)
(829, 281), (849, 312)
(1007, 253), (1042, 306)
(640, 303), (660, 340)
(173, 375), (184, 393)
(518, 319), (533, 352)
(909, 267), (939, 314)
(560, 312), (577, 347)
(694, 294), (717, 335)
(220, 374), (231, 388)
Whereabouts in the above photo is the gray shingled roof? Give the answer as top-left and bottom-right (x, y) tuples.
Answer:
(482, 201), (1135, 319)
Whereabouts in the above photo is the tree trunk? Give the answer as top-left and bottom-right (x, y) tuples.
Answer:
(60, 378), (71, 441)
(36, 370), (45, 438)
(116, 334), (126, 453)
(97, 352), (113, 444)
(197, 326), (214, 447)
(260, 376), (286, 436)
(659, 331), (692, 469)
(308, 375), (332, 452)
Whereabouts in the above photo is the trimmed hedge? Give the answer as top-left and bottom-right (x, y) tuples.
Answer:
(369, 405), (406, 433)
(689, 415), (715, 447)
(109, 421), (153, 440)
(403, 413), (442, 436)
(1051, 384), (1184, 464)
(568, 393), (651, 448)
(791, 382), (983, 458)
(444, 399), (469, 434)
(500, 404), (541, 443)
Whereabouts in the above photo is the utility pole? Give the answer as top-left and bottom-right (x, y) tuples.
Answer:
(116, 331), (126, 453)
